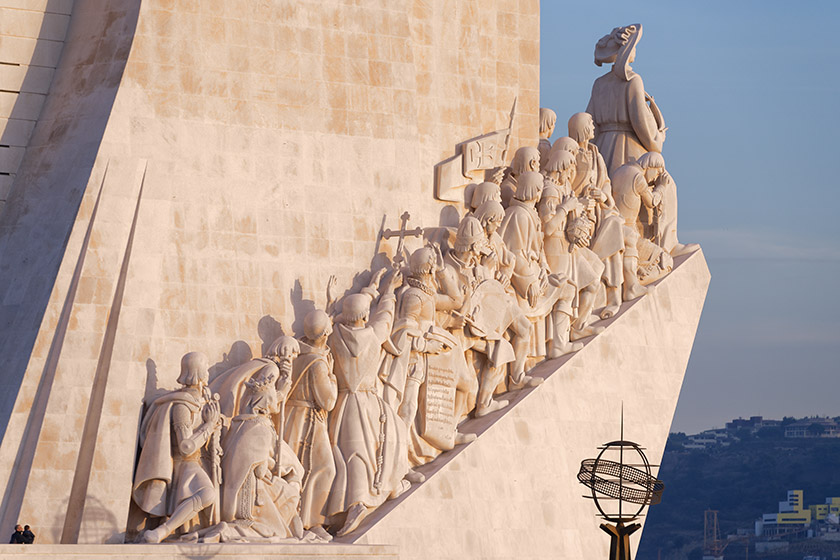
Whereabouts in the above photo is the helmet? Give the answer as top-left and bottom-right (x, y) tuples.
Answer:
(454, 216), (485, 252)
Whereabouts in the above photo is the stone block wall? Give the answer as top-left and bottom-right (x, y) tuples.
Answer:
(0, 0), (540, 544)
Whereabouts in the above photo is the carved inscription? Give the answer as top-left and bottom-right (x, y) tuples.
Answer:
(419, 352), (460, 451)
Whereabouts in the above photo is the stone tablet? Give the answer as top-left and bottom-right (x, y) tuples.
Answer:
(418, 349), (464, 451)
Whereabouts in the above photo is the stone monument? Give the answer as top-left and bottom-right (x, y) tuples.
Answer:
(0, 4), (709, 560)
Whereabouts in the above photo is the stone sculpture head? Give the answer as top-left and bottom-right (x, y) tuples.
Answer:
(539, 108), (557, 140)
(303, 309), (332, 345)
(470, 181), (502, 211)
(514, 171), (544, 205)
(594, 24), (642, 81)
(549, 136), (579, 162)
(568, 112), (595, 144)
(341, 293), (371, 326)
(266, 335), (300, 380)
(510, 146), (541, 175)
(474, 200), (505, 236)
(177, 351), (209, 388)
(544, 150), (577, 186)
(241, 374), (279, 416)
(409, 246), (437, 278)
(636, 151), (665, 183)
(454, 215), (489, 259)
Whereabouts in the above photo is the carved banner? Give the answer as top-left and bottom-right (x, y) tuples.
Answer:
(461, 129), (508, 175)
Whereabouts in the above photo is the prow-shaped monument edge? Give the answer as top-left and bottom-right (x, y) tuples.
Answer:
(349, 249), (710, 560)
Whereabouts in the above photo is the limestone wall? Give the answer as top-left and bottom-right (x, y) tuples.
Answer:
(0, 0), (539, 544)
(0, 0), (74, 211)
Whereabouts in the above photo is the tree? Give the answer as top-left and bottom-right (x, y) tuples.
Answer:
(756, 426), (782, 439)
(807, 423), (826, 437)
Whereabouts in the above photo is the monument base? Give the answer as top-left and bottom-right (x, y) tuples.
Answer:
(0, 543), (397, 560)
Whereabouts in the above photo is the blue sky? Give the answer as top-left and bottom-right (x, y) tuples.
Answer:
(540, 1), (840, 433)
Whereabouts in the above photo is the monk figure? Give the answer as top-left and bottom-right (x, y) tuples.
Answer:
(326, 269), (411, 537)
(284, 309), (338, 541)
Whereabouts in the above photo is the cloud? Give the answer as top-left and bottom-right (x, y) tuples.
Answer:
(682, 228), (840, 261)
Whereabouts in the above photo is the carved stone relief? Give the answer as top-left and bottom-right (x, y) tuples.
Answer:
(129, 24), (696, 543)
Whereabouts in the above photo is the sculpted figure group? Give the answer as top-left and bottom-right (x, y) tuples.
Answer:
(129, 23), (696, 544)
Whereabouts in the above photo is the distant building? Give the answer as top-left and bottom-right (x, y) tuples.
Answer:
(684, 428), (733, 450)
(726, 416), (764, 431)
(725, 416), (782, 435)
(757, 490), (840, 539)
(784, 417), (840, 438)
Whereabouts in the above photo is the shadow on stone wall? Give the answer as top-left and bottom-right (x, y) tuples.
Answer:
(0, 2), (143, 536)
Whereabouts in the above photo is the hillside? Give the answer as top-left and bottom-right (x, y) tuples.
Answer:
(637, 431), (840, 560)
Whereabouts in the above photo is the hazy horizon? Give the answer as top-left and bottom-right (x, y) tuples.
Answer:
(540, 1), (840, 435)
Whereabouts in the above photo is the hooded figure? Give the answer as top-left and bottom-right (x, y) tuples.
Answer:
(326, 270), (411, 537)
(585, 24), (667, 175)
(283, 310), (338, 539)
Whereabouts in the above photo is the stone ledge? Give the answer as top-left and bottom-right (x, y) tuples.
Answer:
(0, 542), (398, 559)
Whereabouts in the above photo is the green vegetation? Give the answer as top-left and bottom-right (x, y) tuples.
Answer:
(636, 432), (840, 560)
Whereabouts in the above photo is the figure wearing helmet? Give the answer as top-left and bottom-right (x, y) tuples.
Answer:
(436, 216), (537, 417)
(473, 199), (515, 291)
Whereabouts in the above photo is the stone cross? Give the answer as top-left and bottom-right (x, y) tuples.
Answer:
(382, 212), (423, 266)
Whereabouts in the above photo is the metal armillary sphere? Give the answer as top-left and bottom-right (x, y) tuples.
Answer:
(577, 414), (664, 560)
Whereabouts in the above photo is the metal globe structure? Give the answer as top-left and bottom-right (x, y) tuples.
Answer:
(577, 437), (664, 560)
(577, 439), (664, 522)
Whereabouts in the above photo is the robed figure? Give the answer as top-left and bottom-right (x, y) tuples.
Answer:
(217, 376), (304, 541)
(326, 271), (411, 537)
(586, 24), (666, 175)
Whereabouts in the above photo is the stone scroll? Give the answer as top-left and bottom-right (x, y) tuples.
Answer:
(418, 350), (462, 451)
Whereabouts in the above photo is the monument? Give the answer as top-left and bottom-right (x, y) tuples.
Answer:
(0, 4), (709, 559)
